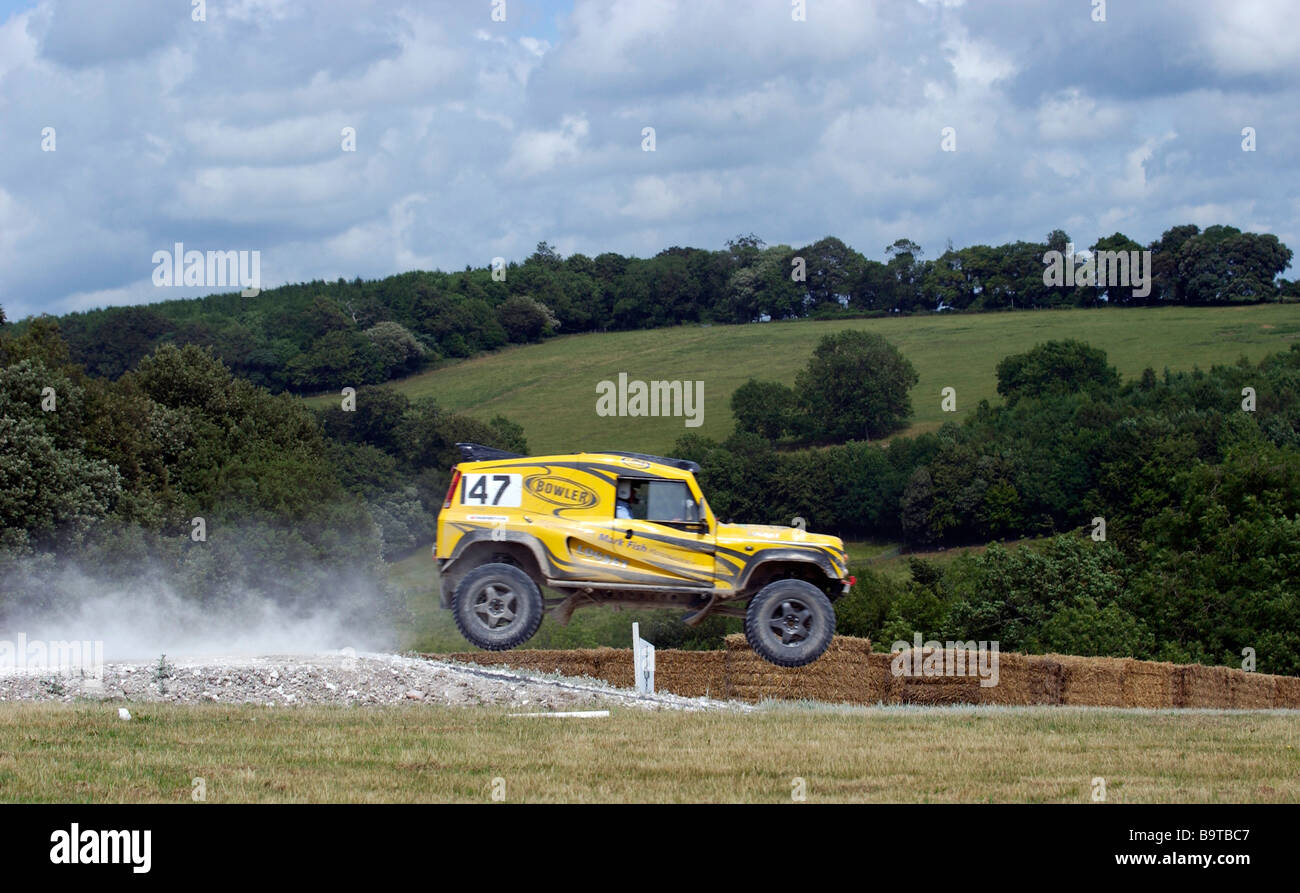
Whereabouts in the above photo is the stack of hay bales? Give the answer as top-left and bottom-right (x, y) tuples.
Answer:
(866, 652), (904, 704)
(1177, 664), (1234, 708)
(655, 651), (729, 698)
(433, 641), (1300, 709)
(722, 634), (884, 704)
(1229, 669), (1276, 709)
(590, 647), (633, 688)
(1274, 674), (1300, 709)
(890, 647), (985, 705)
(1049, 655), (1128, 706)
(1121, 659), (1179, 708)
(980, 653), (1064, 706)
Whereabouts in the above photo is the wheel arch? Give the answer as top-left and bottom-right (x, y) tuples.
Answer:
(736, 551), (842, 600)
(439, 532), (549, 608)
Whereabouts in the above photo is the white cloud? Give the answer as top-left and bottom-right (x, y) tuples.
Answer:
(1181, 200), (1259, 229)
(182, 114), (356, 164)
(1036, 89), (1125, 142)
(505, 114), (589, 178)
(319, 193), (434, 273)
(619, 173), (726, 220)
(0, 10), (38, 86)
(1120, 131), (1178, 196)
(1034, 150), (1088, 180)
(168, 156), (363, 222)
(1190, 0), (1300, 76)
(224, 0), (295, 24)
(518, 36), (549, 57)
(944, 31), (1016, 88)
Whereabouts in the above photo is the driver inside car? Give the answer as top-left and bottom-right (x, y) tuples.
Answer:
(616, 480), (637, 519)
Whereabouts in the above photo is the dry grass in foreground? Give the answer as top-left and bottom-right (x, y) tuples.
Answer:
(1, 702), (1297, 803)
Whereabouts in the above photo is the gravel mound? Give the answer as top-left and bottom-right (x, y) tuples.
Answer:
(0, 651), (743, 712)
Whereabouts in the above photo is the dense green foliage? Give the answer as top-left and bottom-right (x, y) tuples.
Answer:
(995, 339), (1119, 405)
(13, 224), (1295, 395)
(835, 515), (1299, 675)
(317, 386), (527, 557)
(733, 330), (918, 442)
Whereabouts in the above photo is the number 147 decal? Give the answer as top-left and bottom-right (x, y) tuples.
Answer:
(460, 473), (522, 507)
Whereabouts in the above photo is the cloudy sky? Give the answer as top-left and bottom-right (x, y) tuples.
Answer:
(1, 0), (1296, 319)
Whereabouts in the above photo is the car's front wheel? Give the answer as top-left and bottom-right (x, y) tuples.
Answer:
(453, 563), (544, 651)
(744, 580), (835, 667)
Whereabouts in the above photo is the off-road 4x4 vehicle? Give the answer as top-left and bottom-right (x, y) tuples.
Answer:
(434, 443), (853, 666)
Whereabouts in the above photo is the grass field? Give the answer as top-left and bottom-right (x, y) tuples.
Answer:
(307, 305), (1300, 455)
(2, 702), (1296, 803)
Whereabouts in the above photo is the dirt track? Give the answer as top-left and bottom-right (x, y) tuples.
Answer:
(0, 651), (743, 712)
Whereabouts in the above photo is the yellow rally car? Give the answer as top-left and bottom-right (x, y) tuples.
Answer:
(434, 443), (854, 666)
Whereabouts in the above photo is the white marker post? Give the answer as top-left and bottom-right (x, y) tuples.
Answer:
(632, 622), (655, 695)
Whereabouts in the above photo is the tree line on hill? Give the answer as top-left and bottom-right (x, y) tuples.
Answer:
(14, 223), (1297, 394)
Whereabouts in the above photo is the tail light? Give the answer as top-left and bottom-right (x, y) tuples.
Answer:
(443, 467), (462, 510)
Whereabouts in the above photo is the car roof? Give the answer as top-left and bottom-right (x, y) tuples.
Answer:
(455, 442), (699, 474)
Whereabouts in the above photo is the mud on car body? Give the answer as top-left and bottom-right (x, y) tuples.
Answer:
(434, 443), (853, 666)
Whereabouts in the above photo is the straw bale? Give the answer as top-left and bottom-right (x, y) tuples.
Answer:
(1121, 660), (1178, 709)
(865, 652), (903, 704)
(654, 650), (728, 698)
(889, 648), (985, 706)
(1272, 674), (1300, 709)
(1177, 664), (1233, 708)
(1050, 654), (1128, 706)
(978, 653), (1062, 706)
(722, 634), (877, 704)
(1229, 670), (1276, 709)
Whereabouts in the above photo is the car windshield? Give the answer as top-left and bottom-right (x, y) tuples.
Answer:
(617, 478), (700, 523)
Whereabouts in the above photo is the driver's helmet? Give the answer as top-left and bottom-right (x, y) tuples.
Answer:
(617, 480), (633, 501)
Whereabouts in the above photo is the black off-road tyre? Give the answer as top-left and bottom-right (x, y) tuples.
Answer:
(744, 579), (836, 667)
(453, 563), (545, 651)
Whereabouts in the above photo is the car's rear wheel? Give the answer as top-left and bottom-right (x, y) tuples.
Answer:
(453, 563), (544, 651)
(744, 580), (835, 667)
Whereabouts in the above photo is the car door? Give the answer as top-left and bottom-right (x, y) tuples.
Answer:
(569, 477), (715, 587)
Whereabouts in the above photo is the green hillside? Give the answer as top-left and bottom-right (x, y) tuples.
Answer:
(307, 305), (1300, 456)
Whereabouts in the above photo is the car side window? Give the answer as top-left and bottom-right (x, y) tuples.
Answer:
(616, 478), (700, 524)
